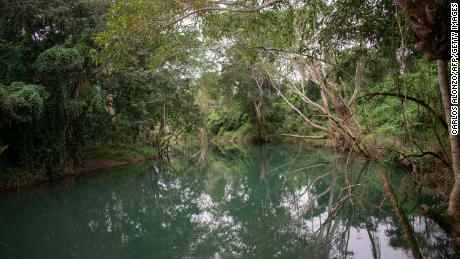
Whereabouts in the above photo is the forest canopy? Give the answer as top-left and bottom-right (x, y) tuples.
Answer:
(0, 0), (458, 251)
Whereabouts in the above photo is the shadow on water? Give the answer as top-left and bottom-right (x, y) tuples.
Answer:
(0, 144), (455, 258)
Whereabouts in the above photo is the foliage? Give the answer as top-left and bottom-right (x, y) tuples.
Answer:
(0, 0), (201, 181)
(0, 44), (27, 84)
(34, 45), (86, 85)
(0, 0), (453, 192)
(0, 82), (47, 123)
(206, 108), (249, 135)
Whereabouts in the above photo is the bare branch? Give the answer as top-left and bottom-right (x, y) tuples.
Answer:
(282, 133), (328, 139)
(348, 56), (366, 105)
(266, 74), (332, 133)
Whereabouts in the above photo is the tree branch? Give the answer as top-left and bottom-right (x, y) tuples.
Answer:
(282, 133), (328, 139)
(402, 151), (450, 167)
(162, 0), (282, 29)
(361, 91), (447, 128)
(266, 74), (332, 133)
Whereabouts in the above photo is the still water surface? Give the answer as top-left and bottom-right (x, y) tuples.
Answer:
(0, 144), (453, 258)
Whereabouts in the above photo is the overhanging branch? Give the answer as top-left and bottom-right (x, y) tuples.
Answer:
(162, 0), (282, 29)
(361, 92), (447, 129)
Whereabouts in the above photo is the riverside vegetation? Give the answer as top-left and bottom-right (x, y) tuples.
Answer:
(0, 0), (459, 256)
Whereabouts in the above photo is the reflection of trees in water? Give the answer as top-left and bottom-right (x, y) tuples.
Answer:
(166, 144), (453, 258)
(0, 144), (453, 258)
(291, 151), (453, 259)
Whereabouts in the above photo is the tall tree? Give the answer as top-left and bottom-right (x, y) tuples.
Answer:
(395, 0), (460, 248)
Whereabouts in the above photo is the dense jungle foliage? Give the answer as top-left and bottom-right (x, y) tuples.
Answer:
(0, 0), (201, 182)
(0, 1), (449, 173)
(0, 0), (458, 250)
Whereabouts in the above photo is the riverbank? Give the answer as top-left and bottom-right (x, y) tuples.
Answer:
(206, 130), (450, 178)
(0, 144), (159, 192)
(0, 137), (452, 197)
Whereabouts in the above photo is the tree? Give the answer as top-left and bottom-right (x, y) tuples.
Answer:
(395, 0), (460, 249)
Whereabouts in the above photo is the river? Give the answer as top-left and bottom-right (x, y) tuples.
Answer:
(0, 144), (453, 258)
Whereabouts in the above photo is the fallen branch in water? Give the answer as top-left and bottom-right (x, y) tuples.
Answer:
(378, 171), (422, 259)
(282, 134), (328, 139)
(286, 163), (328, 174)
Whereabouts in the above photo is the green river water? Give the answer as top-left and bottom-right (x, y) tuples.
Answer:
(0, 144), (453, 258)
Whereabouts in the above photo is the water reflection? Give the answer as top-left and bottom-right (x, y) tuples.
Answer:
(0, 144), (454, 258)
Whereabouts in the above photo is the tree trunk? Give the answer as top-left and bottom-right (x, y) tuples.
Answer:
(198, 128), (207, 166)
(254, 101), (268, 142)
(319, 86), (336, 138)
(437, 59), (460, 217)
(253, 73), (269, 143)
